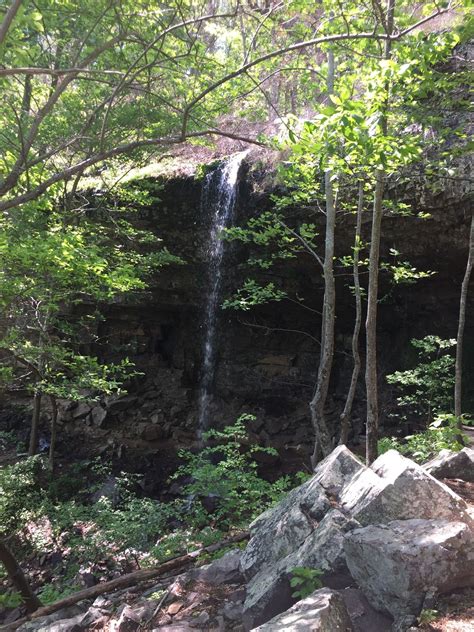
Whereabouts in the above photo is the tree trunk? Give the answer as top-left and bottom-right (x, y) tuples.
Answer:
(340, 182), (364, 445)
(0, 539), (42, 613)
(48, 395), (58, 471)
(455, 212), (474, 422)
(365, 0), (395, 465)
(310, 47), (336, 467)
(28, 392), (42, 456)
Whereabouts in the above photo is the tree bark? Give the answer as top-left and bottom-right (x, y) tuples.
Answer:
(48, 395), (58, 471)
(365, 0), (395, 465)
(455, 212), (474, 422)
(0, 539), (42, 613)
(310, 47), (336, 467)
(1, 532), (249, 631)
(28, 392), (42, 456)
(340, 182), (364, 445)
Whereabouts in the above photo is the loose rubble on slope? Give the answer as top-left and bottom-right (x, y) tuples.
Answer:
(11, 446), (474, 632)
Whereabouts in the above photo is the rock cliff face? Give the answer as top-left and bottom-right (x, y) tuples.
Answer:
(3, 45), (471, 473)
(48, 144), (471, 473)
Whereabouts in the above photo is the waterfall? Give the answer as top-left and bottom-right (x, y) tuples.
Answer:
(197, 151), (248, 439)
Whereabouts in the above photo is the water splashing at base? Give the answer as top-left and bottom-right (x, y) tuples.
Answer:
(197, 151), (248, 440)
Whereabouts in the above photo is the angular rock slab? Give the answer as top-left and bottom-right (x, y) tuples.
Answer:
(424, 447), (474, 482)
(341, 450), (472, 526)
(312, 445), (366, 497)
(251, 588), (353, 631)
(240, 477), (330, 580)
(17, 605), (90, 631)
(241, 446), (363, 584)
(242, 510), (358, 630)
(344, 519), (474, 622)
(187, 549), (242, 585)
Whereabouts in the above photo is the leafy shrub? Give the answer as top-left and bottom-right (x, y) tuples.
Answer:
(0, 430), (20, 453)
(378, 415), (466, 463)
(0, 592), (23, 608)
(290, 567), (324, 599)
(172, 415), (293, 529)
(0, 455), (48, 535)
(0, 415), (301, 600)
(387, 336), (456, 424)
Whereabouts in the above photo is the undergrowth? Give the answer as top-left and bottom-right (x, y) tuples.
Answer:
(0, 415), (294, 605)
(378, 414), (467, 462)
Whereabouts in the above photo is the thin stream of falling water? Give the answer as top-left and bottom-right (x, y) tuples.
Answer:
(197, 151), (248, 439)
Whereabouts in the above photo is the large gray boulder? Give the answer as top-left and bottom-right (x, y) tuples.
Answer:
(240, 447), (367, 630)
(312, 445), (366, 497)
(251, 588), (353, 631)
(240, 477), (330, 580)
(241, 446), (363, 583)
(242, 509), (359, 629)
(340, 450), (472, 526)
(240, 447), (473, 631)
(344, 519), (474, 624)
(424, 447), (474, 482)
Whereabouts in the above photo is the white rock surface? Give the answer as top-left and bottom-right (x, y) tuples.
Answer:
(424, 447), (474, 482)
(312, 445), (366, 497)
(242, 509), (358, 629)
(251, 588), (353, 631)
(341, 450), (472, 525)
(344, 519), (474, 622)
(240, 477), (330, 580)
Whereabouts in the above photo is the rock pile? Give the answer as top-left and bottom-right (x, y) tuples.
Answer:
(14, 446), (474, 632)
(241, 446), (474, 632)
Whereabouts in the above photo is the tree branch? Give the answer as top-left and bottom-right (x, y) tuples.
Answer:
(0, 0), (22, 47)
(0, 128), (265, 212)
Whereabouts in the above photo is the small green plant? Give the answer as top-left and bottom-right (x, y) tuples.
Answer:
(290, 567), (324, 600)
(377, 436), (402, 455)
(0, 592), (24, 608)
(418, 608), (439, 624)
(37, 583), (79, 605)
(148, 589), (166, 602)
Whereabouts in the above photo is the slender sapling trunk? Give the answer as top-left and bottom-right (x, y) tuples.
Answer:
(340, 181), (364, 445)
(310, 47), (336, 467)
(455, 212), (474, 424)
(48, 395), (58, 471)
(365, 0), (395, 465)
(28, 391), (42, 456)
(0, 539), (42, 613)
